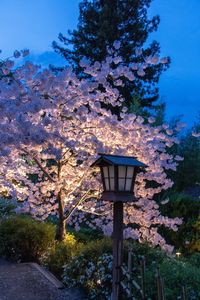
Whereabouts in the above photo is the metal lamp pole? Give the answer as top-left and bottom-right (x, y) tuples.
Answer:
(112, 201), (123, 300)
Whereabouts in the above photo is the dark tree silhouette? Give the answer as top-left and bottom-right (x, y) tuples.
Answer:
(53, 0), (170, 112)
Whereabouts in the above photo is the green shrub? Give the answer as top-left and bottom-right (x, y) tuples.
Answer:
(62, 239), (200, 300)
(160, 193), (200, 221)
(0, 215), (55, 262)
(187, 252), (200, 267)
(127, 242), (200, 299)
(70, 227), (103, 243)
(63, 238), (112, 299)
(47, 233), (83, 278)
(124, 240), (166, 265)
(159, 193), (200, 253)
(189, 219), (200, 252)
(46, 227), (104, 279)
(63, 252), (112, 299)
(146, 258), (200, 300)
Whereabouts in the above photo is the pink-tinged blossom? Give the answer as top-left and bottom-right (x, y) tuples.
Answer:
(174, 155), (184, 161)
(161, 198), (169, 205)
(4, 60), (14, 69)
(166, 129), (173, 136)
(137, 69), (145, 77)
(2, 68), (10, 75)
(135, 48), (143, 56)
(192, 132), (200, 138)
(160, 57), (169, 64)
(148, 117), (156, 124)
(0, 48), (182, 251)
(175, 122), (187, 131)
(113, 41), (121, 50)
(151, 56), (159, 64)
(21, 49), (30, 57)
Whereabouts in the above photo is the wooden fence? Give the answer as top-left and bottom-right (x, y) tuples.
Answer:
(120, 249), (188, 300)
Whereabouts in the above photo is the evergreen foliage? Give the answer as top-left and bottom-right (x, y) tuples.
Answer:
(0, 215), (55, 262)
(170, 116), (200, 191)
(53, 0), (170, 111)
(159, 193), (200, 254)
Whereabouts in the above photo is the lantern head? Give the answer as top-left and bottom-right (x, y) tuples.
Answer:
(91, 154), (147, 202)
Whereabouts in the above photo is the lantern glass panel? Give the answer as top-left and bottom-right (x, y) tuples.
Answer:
(103, 166), (115, 191)
(103, 166), (108, 178)
(110, 178), (115, 190)
(118, 178), (125, 190)
(105, 178), (109, 190)
(118, 166), (135, 192)
(125, 178), (132, 191)
(109, 166), (114, 177)
(119, 166), (126, 178)
(127, 166), (134, 178)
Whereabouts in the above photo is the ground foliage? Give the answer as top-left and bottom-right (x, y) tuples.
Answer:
(0, 215), (55, 262)
(62, 237), (200, 300)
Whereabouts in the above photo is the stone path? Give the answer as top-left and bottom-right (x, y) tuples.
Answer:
(0, 259), (86, 300)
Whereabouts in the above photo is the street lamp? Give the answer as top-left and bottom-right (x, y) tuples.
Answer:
(91, 153), (147, 300)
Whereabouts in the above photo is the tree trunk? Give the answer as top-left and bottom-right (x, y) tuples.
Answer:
(56, 190), (66, 241)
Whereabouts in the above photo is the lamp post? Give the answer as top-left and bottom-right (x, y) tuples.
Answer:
(91, 154), (147, 300)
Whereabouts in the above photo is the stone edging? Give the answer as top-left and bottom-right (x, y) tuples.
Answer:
(23, 262), (65, 289)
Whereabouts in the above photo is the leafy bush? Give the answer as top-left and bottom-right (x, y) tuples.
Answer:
(168, 117), (200, 191)
(0, 215), (55, 262)
(124, 240), (166, 265)
(63, 239), (200, 300)
(46, 233), (83, 278)
(146, 258), (200, 300)
(159, 193), (200, 253)
(63, 252), (112, 299)
(63, 238), (112, 299)
(187, 252), (200, 267)
(77, 237), (112, 259)
(189, 219), (200, 252)
(70, 226), (103, 243)
(160, 193), (200, 221)
(46, 226), (104, 278)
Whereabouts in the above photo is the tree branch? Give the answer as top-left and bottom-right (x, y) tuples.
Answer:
(22, 148), (56, 183)
(78, 208), (111, 216)
(64, 189), (92, 221)
(63, 170), (91, 197)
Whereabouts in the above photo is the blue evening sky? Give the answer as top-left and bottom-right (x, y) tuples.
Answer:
(0, 0), (200, 124)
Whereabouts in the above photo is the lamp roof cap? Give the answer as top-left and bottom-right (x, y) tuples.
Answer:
(91, 153), (147, 168)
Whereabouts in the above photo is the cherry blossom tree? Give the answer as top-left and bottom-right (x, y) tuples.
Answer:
(0, 46), (182, 250)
